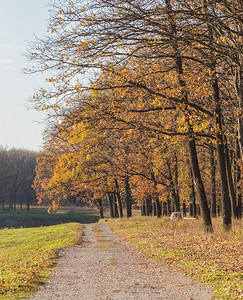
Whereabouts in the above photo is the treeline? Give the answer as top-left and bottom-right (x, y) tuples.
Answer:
(0, 147), (37, 210)
(27, 0), (242, 231)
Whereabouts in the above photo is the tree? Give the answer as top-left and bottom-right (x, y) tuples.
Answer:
(0, 147), (37, 210)
(27, 0), (242, 229)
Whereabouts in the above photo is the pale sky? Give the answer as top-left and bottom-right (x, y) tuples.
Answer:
(0, 0), (51, 151)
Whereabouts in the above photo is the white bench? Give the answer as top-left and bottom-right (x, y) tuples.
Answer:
(170, 212), (182, 220)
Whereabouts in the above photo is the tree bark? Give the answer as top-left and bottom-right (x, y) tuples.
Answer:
(98, 198), (104, 219)
(168, 164), (180, 212)
(203, 0), (231, 228)
(124, 176), (132, 218)
(150, 171), (162, 218)
(174, 155), (180, 211)
(113, 193), (119, 218)
(183, 202), (186, 217)
(141, 200), (146, 216)
(212, 78), (232, 229)
(107, 193), (114, 218)
(235, 67), (243, 159)
(237, 194), (242, 219)
(1, 179), (6, 209)
(210, 148), (217, 217)
(236, 140), (242, 218)
(153, 202), (157, 216)
(189, 138), (212, 230)
(145, 195), (153, 216)
(217, 205), (221, 217)
(114, 178), (123, 218)
(167, 199), (172, 216)
(155, 198), (162, 218)
(224, 137), (237, 217)
(189, 204), (193, 217)
(189, 162), (197, 217)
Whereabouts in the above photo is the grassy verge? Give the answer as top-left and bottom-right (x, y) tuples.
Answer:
(0, 223), (83, 299)
(106, 217), (243, 300)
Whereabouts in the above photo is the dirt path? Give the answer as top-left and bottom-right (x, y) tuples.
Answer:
(28, 224), (213, 300)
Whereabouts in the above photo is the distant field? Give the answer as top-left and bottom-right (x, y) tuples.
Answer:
(0, 209), (99, 219)
(0, 223), (83, 299)
(0, 208), (100, 228)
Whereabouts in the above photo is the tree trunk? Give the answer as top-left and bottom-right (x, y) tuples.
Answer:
(236, 138), (242, 219)
(9, 189), (13, 211)
(189, 204), (193, 217)
(113, 193), (119, 218)
(217, 205), (221, 217)
(107, 193), (114, 218)
(210, 148), (217, 217)
(189, 138), (212, 231)
(145, 195), (152, 216)
(13, 176), (17, 211)
(237, 194), (242, 219)
(124, 176), (132, 218)
(167, 199), (172, 216)
(174, 156), (180, 211)
(155, 198), (162, 218)
(212, 78), (232, 229)
(1, 179), (6, 209)
(98, 198), (104, 219)
(141, 200), (146, 216)
(192, 183), (197, 218)
(183, 202), (186, 217)
(202, 0), (231, 229)
(197, 204), (201, 216)
(153, 202), (157, 216)
(224, 137), (237, 217)
(235, 67), (243, 159)
(175, 193), (180, 212)
(2, 195), (5, 209)
(150, 171), (161, 218)
(168, 165), (180, 212)
(165, 0), (212, 231)
(114, 178), (123, 218)
(193, 204), (197, 218)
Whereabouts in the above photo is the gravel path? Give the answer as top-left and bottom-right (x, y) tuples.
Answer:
(28, 223), (213, 300)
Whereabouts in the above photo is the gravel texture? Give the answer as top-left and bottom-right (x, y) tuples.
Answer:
(28, 223), (213, 300)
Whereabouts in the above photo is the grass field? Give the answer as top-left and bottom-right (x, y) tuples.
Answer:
(0, 209), (99, 220)
(106, 216), (243, 300)
(0, 223), (83, 299)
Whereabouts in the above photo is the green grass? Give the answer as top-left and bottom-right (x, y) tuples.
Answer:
(0, 223), (83, 299)
(0, 210), (99, 220)
(106, 216), (243, 300)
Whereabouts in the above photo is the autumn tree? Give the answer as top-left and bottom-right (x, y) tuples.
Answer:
(27, 0), (242, 229)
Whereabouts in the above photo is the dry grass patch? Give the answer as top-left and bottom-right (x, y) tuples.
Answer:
(92, 224), (111, 249)
(109, 258), (117, 265)
(106, 217), (242, 300)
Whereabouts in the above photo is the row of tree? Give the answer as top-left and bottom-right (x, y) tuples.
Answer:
(28, 0), (242, 231)
(0, 147), (37, 210)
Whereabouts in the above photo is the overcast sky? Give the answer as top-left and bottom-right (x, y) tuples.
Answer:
(0, 0), (51, 151)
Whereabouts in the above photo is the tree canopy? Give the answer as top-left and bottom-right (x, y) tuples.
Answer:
(27, 0), (243, 231)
